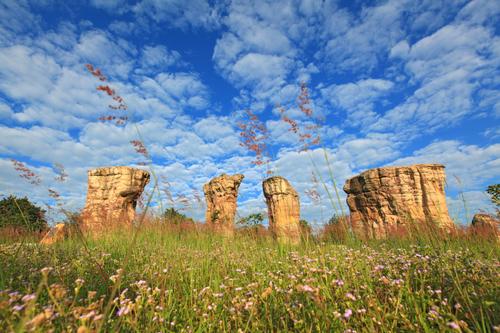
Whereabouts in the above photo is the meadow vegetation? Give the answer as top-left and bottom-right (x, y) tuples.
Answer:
(0, 222), (499, 333)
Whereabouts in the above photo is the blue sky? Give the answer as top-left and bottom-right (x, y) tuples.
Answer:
(0, 0), (499, 226)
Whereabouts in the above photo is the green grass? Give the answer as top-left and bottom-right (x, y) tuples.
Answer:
(0, 226), (499, 332)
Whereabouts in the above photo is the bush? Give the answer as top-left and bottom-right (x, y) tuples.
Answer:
(299, 218), (312, 235)
(237, 213), (264, 228)
(0, 195), (48, 232)
(320, 214), (350, 241)
(162, 207), (194, 224)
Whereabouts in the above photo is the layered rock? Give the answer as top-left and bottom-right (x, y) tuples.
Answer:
(40, 223), (71, 245)
(343, 164), (454, 239)
(203, 174), (244, 235)
(263, 176), (301, 244)
(81, 166), (150, 232)
(471, 213), (499, 239)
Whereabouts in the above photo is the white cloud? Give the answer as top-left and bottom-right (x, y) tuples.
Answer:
(230, 53), (292, 86)
(89, 0), (129, 14)
(223, 10), (293, 55)
(321, 79), (394, 128)
(0, 45), (61, 101)
(137, 45), (181, 74)
(193, 116), (235, 142)
(74, 30), (136, 78)
(371, 22), (499, 136)
(390, 140), (500, 190)
(455, 0), (500, 26)
(389, 40), (410, 59)
(0, 125), (116, 167)
(212, 0), (320, 105)
(132, 0), (222, 30)
(335, 134), (400, 169)
(0, 0), (41, 46)
(322, 0), (405, 73)
(0, 46), (113, 129)
(0, 100), (13, 120)
(139, 72), (210, 110)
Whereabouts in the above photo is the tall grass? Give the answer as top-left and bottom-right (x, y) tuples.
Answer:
(0, 224), (498, 332)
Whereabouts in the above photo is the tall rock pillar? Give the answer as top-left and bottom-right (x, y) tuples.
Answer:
(262, 176), (301, 244)
(343, 164), (454, 239)
(81, 166), (150, 232)
(203, 174), (244, 235)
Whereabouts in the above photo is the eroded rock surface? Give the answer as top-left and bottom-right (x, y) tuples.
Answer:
(81, 166), (150, 232)
(343, 164), (454, 239)
(203, 174), (244, 235)
(263, 176), (301, 243)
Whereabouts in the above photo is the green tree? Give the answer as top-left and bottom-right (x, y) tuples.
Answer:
(237, 213), (264, 228)
(163, 207), (193, 224)
(486, 184), (500, 217)
(0, 195), (48, 231)
(486, 184), (499, 208)
(300, 218), (312, 229)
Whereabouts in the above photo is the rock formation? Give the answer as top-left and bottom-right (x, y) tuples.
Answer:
(40, 223), (71, 245)
(203, 174), (244, 235)
(343, 164), (454, 239)
(80, 166), (150, 232)
(262, 176), (301, 244)
(471, 213), (499, 239)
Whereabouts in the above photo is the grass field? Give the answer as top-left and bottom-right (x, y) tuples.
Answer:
(0, 224), (499, 332)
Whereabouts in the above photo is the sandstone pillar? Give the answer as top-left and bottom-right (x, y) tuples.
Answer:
(343, 164), (454, 239)
(203, 174), (244, 235)
(81, 166), (150, 232)
(262, 176), (301, 244)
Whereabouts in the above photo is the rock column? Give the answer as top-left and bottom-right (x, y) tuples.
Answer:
(262, 176), (301, 244)
(343, 164), (454, 239)
(81, 166), (150, 232)
(203, 174), (244, 235)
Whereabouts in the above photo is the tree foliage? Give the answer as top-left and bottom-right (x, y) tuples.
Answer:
(163, 207), (193, 224)
(237, 213), (264, 228)
(0, 195), (48, 231)
(486, 184), (499, 208)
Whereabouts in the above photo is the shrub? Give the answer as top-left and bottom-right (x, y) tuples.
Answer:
(320, 214), (349, 241)
(162, 207), (194, 224)
(0, 195), (48, 232)
(236, 213), (270, 238)
(299, 218), (311, 233)
(237, 213), (264, 228)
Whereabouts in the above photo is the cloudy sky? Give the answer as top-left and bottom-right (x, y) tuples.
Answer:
(0, 0), (499, 226)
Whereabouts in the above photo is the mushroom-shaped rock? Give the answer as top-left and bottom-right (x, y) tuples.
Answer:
(203, 174), (244, 235)
(81, 166), (150, 232)
(262, 176), (301, 244)
(471, 213), (499, 239)
(40, 223), (71, 245)
(343, 164), (454, 239)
